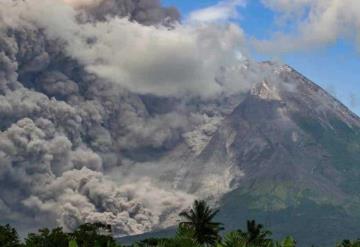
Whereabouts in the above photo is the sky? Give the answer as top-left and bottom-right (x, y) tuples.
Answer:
(162, 0), (360, 116)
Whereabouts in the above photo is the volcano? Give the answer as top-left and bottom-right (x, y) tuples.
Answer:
(1, 1), (360, 246)
(119, 61), (360, 246)
(213, 63), (360, 246)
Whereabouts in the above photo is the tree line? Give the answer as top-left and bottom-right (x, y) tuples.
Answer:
(0, 200), (359, 247)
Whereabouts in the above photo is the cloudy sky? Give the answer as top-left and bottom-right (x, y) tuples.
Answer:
(163, 0), (360, 115)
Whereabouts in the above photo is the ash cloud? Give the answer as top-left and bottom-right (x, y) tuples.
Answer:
(1, 0), (250, 98)
(61, 0), (180, 26)
(80, 0), (180, 26)
(0, 0), (256, 236)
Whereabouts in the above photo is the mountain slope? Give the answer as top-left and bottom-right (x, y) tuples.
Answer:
(120, 63), (360, 246)
(199, 63), (360, 246)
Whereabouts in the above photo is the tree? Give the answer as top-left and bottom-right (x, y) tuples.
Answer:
(281, 236), (296, 247)
(179, 200), (223, 246)
(70, 222), (117, 247)
(247, 220), (271, 243)
(235, 220), (272, 246)
(68, 239), (79, 247)
(0, 224), (22, 247)
(220, 231), (247, 247)
(337, 239), (360, 247)
(217, 220), (274, 247)
(25, 227), (69, 247)
(219, 227), (277, 247)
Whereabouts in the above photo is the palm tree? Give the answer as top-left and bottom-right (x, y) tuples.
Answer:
(220, 228), (280, 247)
(281, 236), (296, 247)
(235, 220), (272, 246)
(221, 231), (247, 247)
(247, 220), (270, 243)
(337, 239), (360, 247)
(179, 200), (224, 246)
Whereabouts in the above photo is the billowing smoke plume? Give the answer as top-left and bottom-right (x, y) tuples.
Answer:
(62, 0), (180, 26)
(0, 25), (195, 235)
(80, 0), (180, 26)
(1, 0), (250, 97)
(0, 0), (260, 236)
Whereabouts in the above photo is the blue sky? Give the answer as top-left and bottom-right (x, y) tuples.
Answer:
(162, 0), (360, 116)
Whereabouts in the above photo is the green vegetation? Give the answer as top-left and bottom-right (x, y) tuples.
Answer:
(293, 115), (360, 173)
(0, 200), (359, 247)
(179, 200), (223, 245)
(292, 114), (360, 209)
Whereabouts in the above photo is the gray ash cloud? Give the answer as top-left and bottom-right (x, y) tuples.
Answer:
(0, 0), (192, 236)
(81, 0), (180, 26)
(0, 0), (256, 236)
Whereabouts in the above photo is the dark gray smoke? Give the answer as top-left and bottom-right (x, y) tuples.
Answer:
(82, 0), (180, 26)
(0, 0), (263, 236)
(0, 23), (201, 234)
(0, 0), (193, 235)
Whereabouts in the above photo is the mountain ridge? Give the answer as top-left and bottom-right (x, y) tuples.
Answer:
(118, 63), (360, 246)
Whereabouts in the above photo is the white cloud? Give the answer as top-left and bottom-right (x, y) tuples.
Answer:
(188, 0), (246, 23)
(255, 0), (360, 53)
(1, 0), (249, 98)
